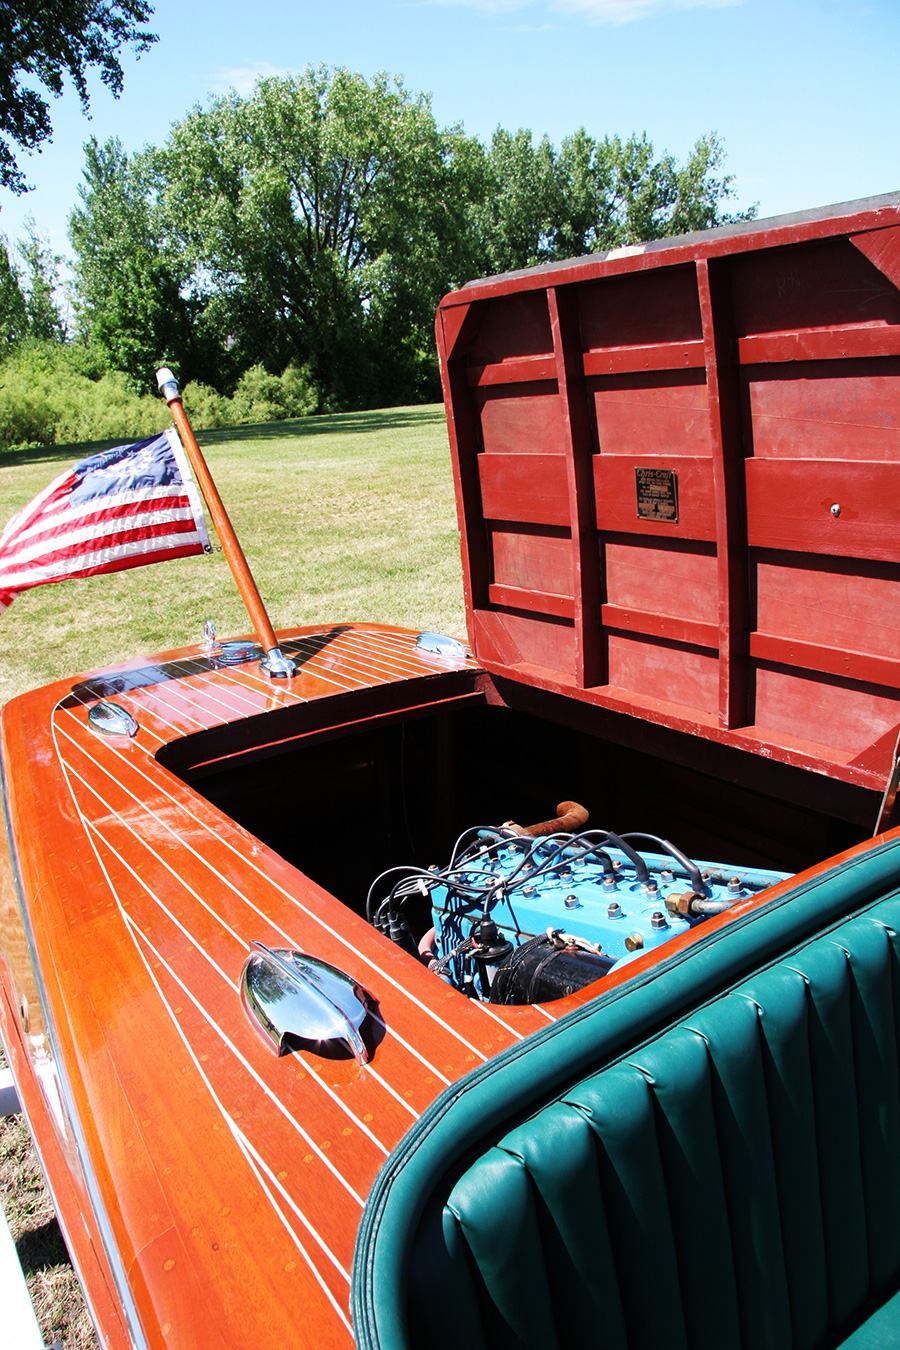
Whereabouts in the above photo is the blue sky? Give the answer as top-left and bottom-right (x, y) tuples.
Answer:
(1, 0), (897, 271)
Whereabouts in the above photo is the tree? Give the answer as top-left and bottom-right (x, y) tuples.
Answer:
(66, 66), (754, 409)
(69, 137), (202, 389)
(0, 220), (64, 345)
(0, 1), (156, 195)
(475, 128), (756, 274)
(469, 128), (562, 275)
(18, 217), (65, 339)
(0, 237), (27, 344)
(150, 68), (484, 405)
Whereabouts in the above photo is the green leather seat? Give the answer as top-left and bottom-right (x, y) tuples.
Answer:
(435, 903), (900, 1348)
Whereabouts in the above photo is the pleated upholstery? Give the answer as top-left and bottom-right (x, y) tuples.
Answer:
(430, 899), (900, 1350)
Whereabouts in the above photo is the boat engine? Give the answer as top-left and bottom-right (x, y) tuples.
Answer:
(368, 804), (792, 1004)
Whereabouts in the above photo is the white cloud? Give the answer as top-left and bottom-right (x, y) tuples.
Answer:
(421, 0), (744, 19)
(210, 62), (290, 96)
(552, 0), (742, 22)
(419, 0), (531, 10)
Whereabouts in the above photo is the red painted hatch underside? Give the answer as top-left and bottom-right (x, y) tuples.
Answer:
(436, 191), (900, 797)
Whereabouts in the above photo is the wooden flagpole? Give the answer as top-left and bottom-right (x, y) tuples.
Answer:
(156, 368), (294, 678)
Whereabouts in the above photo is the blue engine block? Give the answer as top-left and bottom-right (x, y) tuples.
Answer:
(430, 831), (791, 999)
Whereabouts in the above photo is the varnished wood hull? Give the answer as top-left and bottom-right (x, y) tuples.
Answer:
(2, 619), (898, 1348)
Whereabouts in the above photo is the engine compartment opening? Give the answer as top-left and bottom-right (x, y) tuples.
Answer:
(158, 681), (870, 1003)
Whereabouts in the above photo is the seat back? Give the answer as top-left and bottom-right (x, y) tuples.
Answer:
(421, 900), (900, 1349)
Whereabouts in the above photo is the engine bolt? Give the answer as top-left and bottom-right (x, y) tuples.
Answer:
(565, 894), (579, 909)
(651, 910), (669, 930)
(727, 876), (743, 893)
(607, 901), (623, 918)
(602, 874), (617, 889)
(523, 885), (535, 896)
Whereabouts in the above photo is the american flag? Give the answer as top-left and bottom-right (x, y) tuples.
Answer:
(0, 428), (211, 613)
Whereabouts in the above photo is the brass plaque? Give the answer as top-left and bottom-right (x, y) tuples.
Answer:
(635, 467), (679, 523)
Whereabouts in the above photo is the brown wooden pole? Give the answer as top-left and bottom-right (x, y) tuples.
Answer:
(156, 368), (294, 676)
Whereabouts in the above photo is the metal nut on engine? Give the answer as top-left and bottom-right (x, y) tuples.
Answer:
(666, 891), (696, 916)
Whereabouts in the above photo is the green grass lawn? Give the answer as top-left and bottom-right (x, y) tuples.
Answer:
(0, 404), (468, 707)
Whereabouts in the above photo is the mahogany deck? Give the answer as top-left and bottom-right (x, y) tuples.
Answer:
(1, 624), (606, 1350)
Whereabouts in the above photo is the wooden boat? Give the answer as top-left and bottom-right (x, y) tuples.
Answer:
(4, 191), (900, 1349)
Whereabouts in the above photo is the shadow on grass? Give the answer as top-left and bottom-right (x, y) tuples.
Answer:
(0, 405), (446, 468)
(16, 1217), (70, 1274)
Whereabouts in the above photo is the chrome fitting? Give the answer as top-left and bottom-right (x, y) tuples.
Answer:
(259, 647), (296, 679)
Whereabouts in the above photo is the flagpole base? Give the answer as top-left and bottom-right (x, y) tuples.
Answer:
(259, 648), (295, 679)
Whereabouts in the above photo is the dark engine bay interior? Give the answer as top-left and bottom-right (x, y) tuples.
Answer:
(160, 690), (868, 1004)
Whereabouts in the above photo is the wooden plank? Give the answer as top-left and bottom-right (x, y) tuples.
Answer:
(438, 303), (492, 639)
(750, 631), (900, 691)
(851, 224), (900, 293)
(738, 326), (900, 364)
(478, 453), (569, 526)
(752, 661), (900, 758)
(744, 358), (900, 461)
(753, 554), (900, 661)
(467, 289), (555, 364)
(438, 301), (473, 363)
(549, 285), (604, 688)
(601, 603), (718, 650)
(745, 459), (900, 563)
(490, 525), (573, 598)
(731, 235), (900, 337)
(467, 355), (557, 386)
(698, 257), (751, 731)
(489, 583), (575, 620)
(473, 607), (576, 675)
(589, 370), (711, 459)
(477, 386), (564, 456)
(605, 538), (718, 627)
(593, 453), (716, 540)
(607, 631), (719, 716)
(583, 340), (705, 376)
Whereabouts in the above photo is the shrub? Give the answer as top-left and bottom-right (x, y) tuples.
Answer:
(231, 362), (318, 424)
(0, 342), (166, 450)
(181, 380), (230, 429)
(0, 345), (320, 450)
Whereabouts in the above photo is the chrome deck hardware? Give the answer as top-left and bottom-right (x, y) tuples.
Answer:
(87, 701), (139, 738)
(241, 943), (372, 1064)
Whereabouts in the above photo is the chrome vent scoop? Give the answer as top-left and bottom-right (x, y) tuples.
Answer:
(241, 942), (372, 1065)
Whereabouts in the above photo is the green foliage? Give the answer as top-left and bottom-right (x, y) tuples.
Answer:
(63, 65), (753, 414)
(471, 127), (756, 273)
(69, 138), (203, 390)
(230, 363), (319, 423)
(144, 67), (481, 408)
(181, 362), (318, 429)
(16, 219), (65, 340)
(0, 240), (27, 345)
(0, 341), (167, 450)
(0, 342), (321, 449)
(0, 1), (156, 195)
(0, 221), (65, 349)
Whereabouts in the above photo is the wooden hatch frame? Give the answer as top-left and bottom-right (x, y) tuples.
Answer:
(436, 192), (900, 798)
